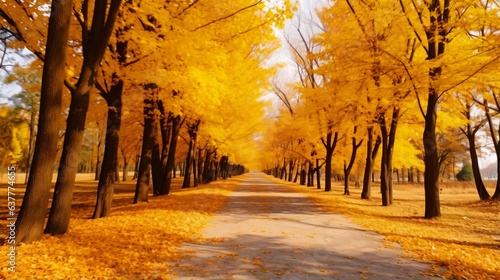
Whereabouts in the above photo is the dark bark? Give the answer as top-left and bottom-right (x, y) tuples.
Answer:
(288, 159), (294, 182)
(483, 102), (500, 200)
(300, 163), (306, 186)
(45, 0), (123, 233)
(344, 133), (363, 196)
(293, 165), (299, 183)
(203, 149), (214, 183)
(133, 88), (157, 203)
(161, 115), (182, 195)
(158, 103), (171, 178)
(151, 109), (162, 195)
(45, 90), (90, 234)
(322, 131), (339, 192)
(316, 159), (322, 189)
(423, 88), (441, 217)
(421, 0), (451, 218)
(468, 133), (490, 200)
(306, 161), (313, 187)
(182, 139), (194, 188)
(15, 0), (73, 243)
(91, 81), (123, 218)
(379, 108), (400, 206)
(280, 159), (287, 180)
(193, 151), (198, 187)
(179, 162), (185, 177)
(462, 103), (490, 200)
(182, 120), (200, 188)
(220, 156), (229, 179)
(362, 127), (380, 199)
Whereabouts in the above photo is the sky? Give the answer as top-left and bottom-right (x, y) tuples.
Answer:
(0, 47), (33, 104)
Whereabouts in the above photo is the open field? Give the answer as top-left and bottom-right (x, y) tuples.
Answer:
(277, 178), (500, 279)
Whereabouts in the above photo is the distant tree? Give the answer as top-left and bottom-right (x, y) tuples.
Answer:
(456, 163), (473, 181)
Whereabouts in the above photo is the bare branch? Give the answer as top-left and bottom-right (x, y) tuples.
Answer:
(194, 0), (263, 31)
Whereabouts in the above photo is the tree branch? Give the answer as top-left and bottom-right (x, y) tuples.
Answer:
(194, 0), (263, 31)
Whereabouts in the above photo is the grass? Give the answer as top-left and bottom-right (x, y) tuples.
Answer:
(0, 176), (243, 279)
(274, 177), (500, 280)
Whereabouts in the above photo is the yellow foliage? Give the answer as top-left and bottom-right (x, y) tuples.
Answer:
(283, 178), (500, 280)
(0, 179), (239, 279)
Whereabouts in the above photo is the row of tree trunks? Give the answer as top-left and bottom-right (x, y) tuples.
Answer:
(133, 86), (184, 202)
(46, 0), (123, 232)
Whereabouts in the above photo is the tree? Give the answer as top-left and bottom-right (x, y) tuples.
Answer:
(14, 0), (73, 243)
(45, 0), (123, 234)
(457, 98), (490, 199)
(3, 64), (41, 179)
(398, 0), (500, 216)
(456, 163), (473, 181)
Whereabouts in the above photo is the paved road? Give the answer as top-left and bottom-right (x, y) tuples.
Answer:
(170, 173), (438, 280)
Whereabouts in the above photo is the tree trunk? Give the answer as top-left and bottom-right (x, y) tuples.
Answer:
(15, 0), (72, 243)
(197, 149), (204, 183)
(362, 127), (380, 200)
(133, 89), (156, 203)
(293, 166), (299, 183)
(94, 128), (104, 180)
(463, 104), (490, 200)
(379, 108), (399, 206)
(467, 133), (490, 200)
(151, 110), (162, 195)
(483, 102), (500, 200)
(423, 89), (441, 218)
(300, 164), (306, 186)
(182, 120), (200, 188)
(421, 0), (449, 218)
(91, 81), (123, 218)
(280, 159), (287, 180)
(316, 159), (321, 190)
(180, 162), (185, 177)
(344, 134), (363, 196)
(45, 90), (90, 234)
(45, 0), (122, 233)
(193, 156), (198, 187)
(161, 115), (182, 195)
(158, 103), (171, 186)
(182, 139), (194, 188)
(307, 161), (313, 187)
(288, 159), (294, 182)
(323, 132), (338, 192)
(203, 149), (213, 183)
(133, 153), (140, 180)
